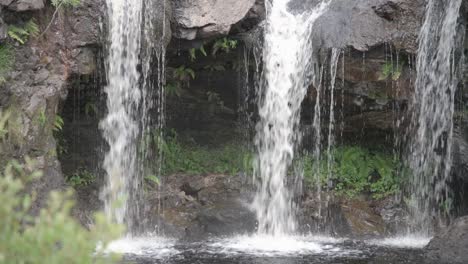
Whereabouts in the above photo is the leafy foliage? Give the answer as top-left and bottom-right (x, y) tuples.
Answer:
(0, 44), (14, 84)
(379, 61), (404, 81)
(8, 20), (39, 45)
(304, 146), (402, 198)
(174, 65), (195, 80)
(189, 45), (207, 62)
(53, 115), (64, 132)
(212, 37), (238, 56)
(160, 130), (253, 176)
(67, 168), (96, 187)
(165, 82), (183, 97)
(38, 110), (47, 127)
(0, 111), (123, 263)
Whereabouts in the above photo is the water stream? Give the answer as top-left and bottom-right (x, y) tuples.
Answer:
(252, 0), (330, 236)
(407, 0), (464, 236)
(101, 0), (144, 229)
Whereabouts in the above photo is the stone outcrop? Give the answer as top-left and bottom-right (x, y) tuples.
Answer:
(426, 216), (468, 264)
(0, 0), (44, 12)
(312, 0), (425, 52)
(171, 0), (257, 40)
(0, 0), (105, 213)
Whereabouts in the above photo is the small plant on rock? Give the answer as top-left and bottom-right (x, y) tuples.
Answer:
(67, 168), (96, 187)
(8, 20), (40, 45)
(212, 37), (238, 56)
(0, 44), (14, 84)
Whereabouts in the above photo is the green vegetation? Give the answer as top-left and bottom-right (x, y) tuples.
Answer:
(160, 130), (253, 176)
(67, 168), (96, 187)
(0, 111), (123, 264)
(8, 20), (40, 45)
(0, 44), (14, 84)
(212, 37), (238, 56)
(165, 82), (183, 97)
(38, 110), (47, 127)
(53, 115), (64, 132)
(379, 61), (404, 81)
(189, 45), (207, 62)
(303, 146), (403, 199)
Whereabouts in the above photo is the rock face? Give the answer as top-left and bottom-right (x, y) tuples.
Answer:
(145, 174), (256, 239)
(0, 0), (105, 214)
(312, 0), (425, 52)
(0, 0), (44, 11)
(426, 216), (468, 264)
(171, 0), (257, 39)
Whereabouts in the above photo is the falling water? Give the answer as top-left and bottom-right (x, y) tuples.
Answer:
(100, 0), (143, 229)
(252, 0), (329, 236)
(408, 0), (464, 235)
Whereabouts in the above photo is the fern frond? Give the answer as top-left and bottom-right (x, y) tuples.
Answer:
(25, 20), (40, 37)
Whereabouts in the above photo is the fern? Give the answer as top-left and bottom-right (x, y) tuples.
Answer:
(7, 20), (39, 44)
(24, 20), (40, 37)
(212, 37), (238, 56)
(53, 115), (64, 132)
(8, 26), (28, 44)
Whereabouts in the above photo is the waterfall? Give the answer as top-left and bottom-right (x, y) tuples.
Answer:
(100, 0), (165, 232)
(408, 0), (464, 235)
(101, 0), (143, 228)
(252, 0), (329, 236)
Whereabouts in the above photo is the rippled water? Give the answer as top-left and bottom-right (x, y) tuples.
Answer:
(108, 235), (431, 264)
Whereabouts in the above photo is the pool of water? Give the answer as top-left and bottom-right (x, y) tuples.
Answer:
(109, 235), (433, 264)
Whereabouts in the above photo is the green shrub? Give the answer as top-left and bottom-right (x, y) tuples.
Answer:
(67, 168), (96, 187)
(303, 146), (402, 198)
(378, 61), (404, 81)
(0, 44), (14, 84)
(212, 37), (238, 56)
(160, 130), (253, 176)
(0, 111), (123, 264)
(8, 20), (39, 45)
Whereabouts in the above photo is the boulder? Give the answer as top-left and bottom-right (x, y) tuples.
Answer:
(426, 216), (468, 264)
(312, 0), (425, 53)
(145, 174), (256, 240)
(1, 0), (44, 11)
(171, 0), (257, 40)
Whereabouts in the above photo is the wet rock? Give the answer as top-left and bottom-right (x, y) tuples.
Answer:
(299, 192), (389, 238)
(451, 126), (468, 215)
(313, 0), (425, 53)
(171, 0), (257, 40)
(0, 16), (7, 41)
(1, 0), (44, 11)
(426, 216), (468, 264)
(146, 174), (256, 240)
(340, 198), (386, 237)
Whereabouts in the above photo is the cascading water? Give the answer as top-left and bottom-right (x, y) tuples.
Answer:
(408, 0), (464, 235)
(101, 0), (166, 233)
(252, 0), (329, 236)
(101, 0), (144, 229)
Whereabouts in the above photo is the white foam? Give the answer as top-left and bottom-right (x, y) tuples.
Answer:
(206, 234), (352, 256)
(106, 236), (178, 257)
(368, 235), (431, 249)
